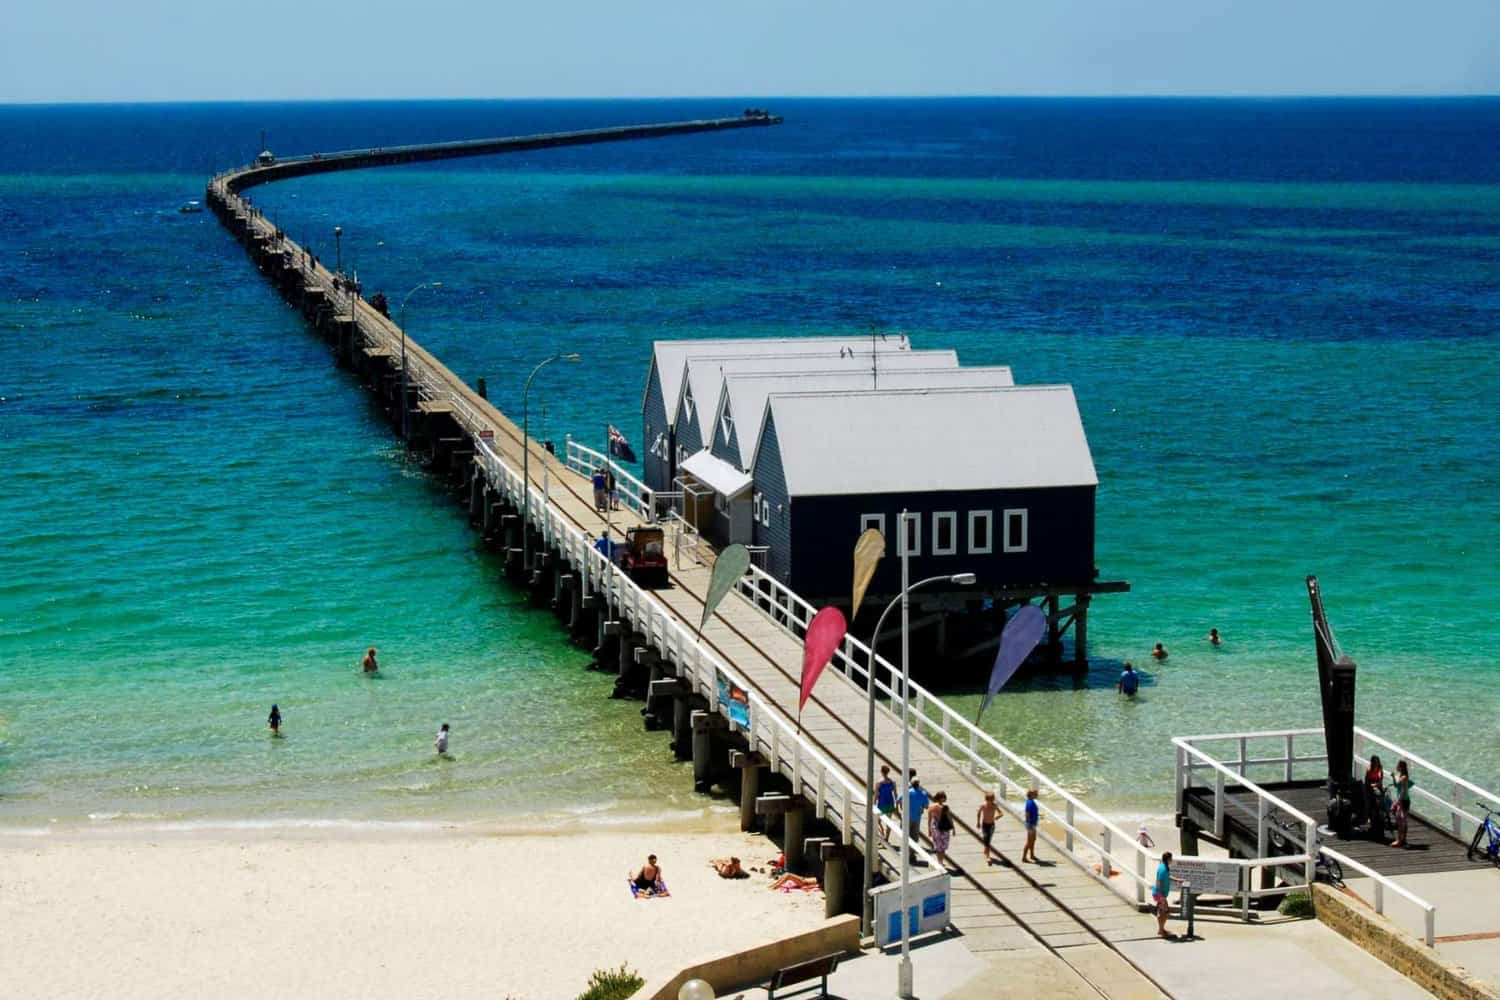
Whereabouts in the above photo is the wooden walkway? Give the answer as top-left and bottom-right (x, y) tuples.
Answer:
(1183, 780), (1491, 879)
(207, 122), (1168, 999)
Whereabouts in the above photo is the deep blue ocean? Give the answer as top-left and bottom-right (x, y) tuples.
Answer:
(2, 98), (1497, 829)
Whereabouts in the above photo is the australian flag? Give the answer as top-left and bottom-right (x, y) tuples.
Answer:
(607, 424), (637, 463)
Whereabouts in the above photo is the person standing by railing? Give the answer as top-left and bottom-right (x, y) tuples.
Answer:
(1391, 760), (1414, 848)
(1154, 851), (1181, 938)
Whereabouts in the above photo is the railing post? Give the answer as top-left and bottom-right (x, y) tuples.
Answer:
(1135, 847), (1146, 907)
(1257, 795), (1267, 858)
(1284, 733), (1294, 782)
(1101, 828), (1113, 878)
(1214, 770), (1225, 839)
(1238, 736), (1247, 778)
(1304, 824), (1316, 887)
(1175, 745), (1185, 814)
(1241, 867), (1250, 922)
(1425, 909), (1435, 948)
(1065, 801), (1075, 852)
(1452, 781), (1463, 836)
(1375, 881), (1384, 915)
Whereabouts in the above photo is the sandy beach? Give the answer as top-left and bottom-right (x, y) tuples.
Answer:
(0, 821), (826, 1000)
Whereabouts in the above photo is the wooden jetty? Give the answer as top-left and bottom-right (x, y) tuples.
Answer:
(208, 118), (1180, 997)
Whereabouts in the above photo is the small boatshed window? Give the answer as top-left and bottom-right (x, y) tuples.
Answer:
(933, 512), (957, 555)
(1003, 509), (1029, 553)
(860, 513), (884, 539)
(898, 512), (921, 556)
(968, 510), (993, 555)
(683, 385), (696, 423)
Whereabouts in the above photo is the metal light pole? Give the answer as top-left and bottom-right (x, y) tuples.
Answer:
(862, 567), (974, 939)
(521, 353), (581, 575)
(333, 226), (343, 275)
(397, 282), (441, 442)
(893, 508), (974, 998)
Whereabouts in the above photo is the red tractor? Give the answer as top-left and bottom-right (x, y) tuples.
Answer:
(622, 526), (669, 589)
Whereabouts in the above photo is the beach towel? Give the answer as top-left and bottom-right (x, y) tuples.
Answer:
(628, 879), (670, 899)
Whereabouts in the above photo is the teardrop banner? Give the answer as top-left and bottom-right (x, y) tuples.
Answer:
(976, 604), (1046, 724)
(800, 606), (848, 717)
(698, 543), (752, 638)
(851, 528), (886, 621)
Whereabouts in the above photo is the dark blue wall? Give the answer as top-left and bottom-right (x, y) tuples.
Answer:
(750, 412), (793, 583)
(785, 485), (1096, 603)
(642, 358), (672, 493)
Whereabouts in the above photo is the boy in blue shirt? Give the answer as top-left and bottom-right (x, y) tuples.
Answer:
(1021, 788), (1040, 863)
(875, 765), (898, 843)
(902, 778), (931, 861)
(1154, 851), (1177, 938)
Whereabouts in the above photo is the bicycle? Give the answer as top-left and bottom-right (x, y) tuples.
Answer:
(1265, 809), (1342, 885)
(1467, 802), (1500, 865)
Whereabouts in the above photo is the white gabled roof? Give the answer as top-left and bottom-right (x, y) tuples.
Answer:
(679, 449), (754, 498)
(761, 386), (1097, 498)
(648, 335), (912, 422)
(682, 350), (960, 445)
(721, 365), (1012, 469)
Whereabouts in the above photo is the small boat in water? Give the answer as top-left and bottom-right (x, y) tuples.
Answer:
(178, 200), (203, 214)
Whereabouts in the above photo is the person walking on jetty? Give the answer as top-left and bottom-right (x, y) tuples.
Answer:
(977, 792), (1002, 865)
(268, 704), (282, 736)
(592, 466), (608, 512)
(435, 723), (450, 756)
(1391, 760), (1414, 847)
(605, 466), (618, 511)
(901, 779), (931, 862)
(1021, 788), (1041, 863)
(876, 765), (898, 842)
(1154, 851), (1179, 938)
(1118, 661), (1140, 698)
(929, 791), (955, 870)
(362, 647), (379, 674)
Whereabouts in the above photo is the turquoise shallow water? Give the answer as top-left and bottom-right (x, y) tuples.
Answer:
(2, 99), (1498, 828)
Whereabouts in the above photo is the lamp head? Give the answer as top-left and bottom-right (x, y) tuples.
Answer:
(430, 281), (442, 289)
(950, 572), (977, 585)
(562, 353), (581, 361)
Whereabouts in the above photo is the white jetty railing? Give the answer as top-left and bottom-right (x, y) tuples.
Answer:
(1354, 727), (1500, 846)
(734, 563), (1163, 908)
(562, 437), (655, 522)
(1175, 729), (1440, 945)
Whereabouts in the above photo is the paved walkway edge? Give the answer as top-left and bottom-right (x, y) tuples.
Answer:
(1314, 884), (1499, 1000)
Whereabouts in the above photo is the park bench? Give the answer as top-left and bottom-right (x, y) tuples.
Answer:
(766, 952), (841, 999)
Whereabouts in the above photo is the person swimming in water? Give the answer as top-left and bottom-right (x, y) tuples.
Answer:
(362, 647), (379, 673)
(1207, 628), (1222, 646)
(435, 723), (450, 756)
(1152, 642), (1169, 661)
(268, 704), (282, 735)
(1117, 662), (1140, 697)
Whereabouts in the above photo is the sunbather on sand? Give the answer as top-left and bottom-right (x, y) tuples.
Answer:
(769, 872), (819, 891)
(710, 856), (745, 878)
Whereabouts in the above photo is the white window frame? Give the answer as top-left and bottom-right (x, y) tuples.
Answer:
(897, 512), (922, 556)
(932, 511), (957, 556)
(968, 510), (993, 555)
(860, 513), (885, 539)
(762, 498), (772, 527)
(1002, 508), (1029, 554)
(720, 409), (734, 445)
(683, 385), (695, 424)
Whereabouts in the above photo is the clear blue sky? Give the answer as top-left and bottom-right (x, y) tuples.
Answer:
(4, 0), (1498, 103)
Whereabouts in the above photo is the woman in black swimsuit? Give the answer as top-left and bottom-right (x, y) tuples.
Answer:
(268, 704), (282, 736)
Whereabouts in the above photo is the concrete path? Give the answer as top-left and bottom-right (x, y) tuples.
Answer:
(1345, 867), (1500, 991)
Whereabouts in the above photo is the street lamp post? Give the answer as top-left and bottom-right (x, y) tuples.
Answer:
(333, 226), (343, 275)
(862, 562), (975, 941)
(397, 282), (442, 442)
(884, 509), (975, 998)
(521, 353), (581, 577)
